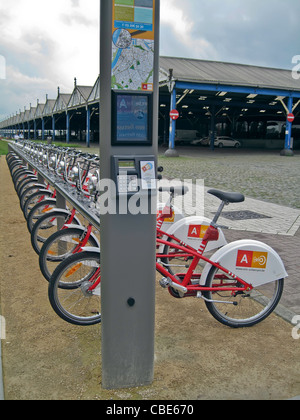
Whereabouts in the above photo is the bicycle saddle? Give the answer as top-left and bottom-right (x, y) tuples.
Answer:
(208, 189), (245, 203)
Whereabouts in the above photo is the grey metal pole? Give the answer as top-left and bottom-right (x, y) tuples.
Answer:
(100, 0), (160, 390)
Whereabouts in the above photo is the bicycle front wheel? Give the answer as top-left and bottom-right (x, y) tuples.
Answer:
(48, 251), (101, 326)
(31, 210), (81, 254)
(204, 265), (284, 328)
(39, 226), (99, 282)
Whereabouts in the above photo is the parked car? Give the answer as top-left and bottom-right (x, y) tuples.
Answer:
(191, 137), (209, 146)
(175, 130), (199, 145)
(214, 136), (241, 148)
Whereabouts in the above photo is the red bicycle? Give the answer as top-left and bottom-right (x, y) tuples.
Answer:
(47, 187), (287, 328)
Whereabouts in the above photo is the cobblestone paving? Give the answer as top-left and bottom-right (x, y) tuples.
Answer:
(158, 147), (300, 209)
(157, 147), (300, 317)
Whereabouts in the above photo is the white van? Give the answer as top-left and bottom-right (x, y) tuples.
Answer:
(175, 130), (199, 145)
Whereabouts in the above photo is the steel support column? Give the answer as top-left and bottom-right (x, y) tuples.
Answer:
(165, 88), (179, 157)
(86, 106), (90, 147)
(42, 118), (45, 141)
(33, 120), (37, 140)
(66, 111), (70, 143)
(281, 97), (294, 156)
(52, 115), (55, 141)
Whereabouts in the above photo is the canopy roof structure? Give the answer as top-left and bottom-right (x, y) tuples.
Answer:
(1, 57), (299, 149)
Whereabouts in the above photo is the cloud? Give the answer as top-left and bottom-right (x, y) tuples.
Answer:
(160, 0), (218, 60)
(160, 0), (300, 69)
(0, 0), (99, 119)
(1, 0), (299, 121)
(0, 55), (5, 79)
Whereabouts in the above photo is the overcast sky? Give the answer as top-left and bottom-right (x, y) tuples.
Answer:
(1, 0), (300, 121)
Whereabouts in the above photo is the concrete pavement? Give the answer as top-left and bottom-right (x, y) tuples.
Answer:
(159, 179), (300, 321)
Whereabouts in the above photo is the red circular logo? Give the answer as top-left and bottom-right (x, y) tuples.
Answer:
(170, 110), (179, 120)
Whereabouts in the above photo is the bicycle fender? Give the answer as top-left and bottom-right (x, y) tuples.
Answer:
(80, 247), (100, 253)
(62, 223), (83, 229)
(43, 209), (82, 227)
(200, 239), (288, 287)
(61, 225), (100, 247)
(165, 216), (227, 253)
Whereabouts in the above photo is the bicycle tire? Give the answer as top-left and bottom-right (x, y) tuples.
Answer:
(13, 170), (35, 188)
(23, 189), (53, 219)
(17, 179), (43, 199)
(48, 250), (101, 326)
(12, 169), (33, 186)
(39, 226), (99, 282)
(26, 198), (57, 232)
(19, 184), (48, 210)
(203, 265), (284, 328)
(10, 164), (26, 177)
(16, 176), (38, 196)
(31, 209), (81, 254)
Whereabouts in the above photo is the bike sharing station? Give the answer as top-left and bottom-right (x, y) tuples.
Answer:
(98, 0), (288, 390)
(99, 0), (160, 389)
(3, 0), (292, 397)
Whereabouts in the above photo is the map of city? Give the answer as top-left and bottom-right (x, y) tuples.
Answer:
(112, 0), (154, 91)
(112, 36), (154, 91)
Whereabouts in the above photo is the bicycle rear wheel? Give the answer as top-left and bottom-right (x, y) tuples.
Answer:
(39, 226), (99, 282)
(48, 251), (101, 326)
(23, 190), (53, 218)
(203, 265), (284, 328)
(26, 198), (57, 232)
(20, 183), (49, 210)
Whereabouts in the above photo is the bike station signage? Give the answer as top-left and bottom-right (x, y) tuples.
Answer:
(112, 0), (156, 92)
(100, 0), (160, 390)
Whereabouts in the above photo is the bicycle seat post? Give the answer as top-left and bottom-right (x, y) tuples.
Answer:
(211, 200), (227, 227)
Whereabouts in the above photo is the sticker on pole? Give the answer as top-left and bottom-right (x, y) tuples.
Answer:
(287, 113), (295, 123)
(170, 109), (179, 120)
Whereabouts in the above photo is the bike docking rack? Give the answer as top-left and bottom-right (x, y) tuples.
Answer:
(8, 141), (100, 229)
(5, 138), (291, 395)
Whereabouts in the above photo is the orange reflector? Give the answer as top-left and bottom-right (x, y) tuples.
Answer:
(42, 207), (54, 213)
(65, 263), (82, 278)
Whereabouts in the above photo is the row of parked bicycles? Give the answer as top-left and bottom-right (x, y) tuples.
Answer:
(7, 141), (101, 326)
(7, 140), (288, 328)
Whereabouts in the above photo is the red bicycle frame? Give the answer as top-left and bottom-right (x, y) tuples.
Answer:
(155, 208), (253, 295)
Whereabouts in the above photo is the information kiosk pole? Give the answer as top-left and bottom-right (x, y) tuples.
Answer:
(99, 0), (160, 389)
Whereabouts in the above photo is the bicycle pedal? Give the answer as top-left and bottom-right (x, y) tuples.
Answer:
(159, 277), (171, 289)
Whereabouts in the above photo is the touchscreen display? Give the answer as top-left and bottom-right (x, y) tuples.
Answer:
(112, 92), (152, 145)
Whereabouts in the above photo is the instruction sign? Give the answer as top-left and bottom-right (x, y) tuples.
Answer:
(112, 0), (155, 91)
(112, 91), (152, 145)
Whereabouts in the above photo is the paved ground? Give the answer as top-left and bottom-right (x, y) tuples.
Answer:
(158, 147), (300, 318)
